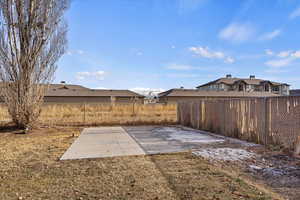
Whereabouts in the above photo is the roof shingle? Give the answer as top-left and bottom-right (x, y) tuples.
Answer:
(46, 88), (144, 97)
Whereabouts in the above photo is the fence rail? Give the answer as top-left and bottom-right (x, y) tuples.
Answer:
(0, 103), (178, 126)
(178, 96), (300, 149)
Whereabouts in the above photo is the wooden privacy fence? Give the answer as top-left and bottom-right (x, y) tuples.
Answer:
(0, 103), (178, 126)
(178, 96), (300, 149)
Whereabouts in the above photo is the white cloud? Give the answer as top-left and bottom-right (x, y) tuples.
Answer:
(189, 46), (224, 59)
(94, 71), (106, 80)
(171, 45), (176, 49)
(189, 46), (235, 63)
(77, 50), (84, 55)
(219, 22), (255, 43)
(265, 49), (300, 58)
(130, 87), (165, 96)
(166, 63), (194, 70)
(289, 7), (300, 19)
(265, 49), (274, 56)
(292, 50), (300, 58)
(76, 70), (105, 81)
(277, 50), (292, 58)
(136, 51), (143, 56)
(225, 57), (235, 63)
(265, 58), (294, 68)
(265, 49), (300, 69)
(259, 29), (281, 40)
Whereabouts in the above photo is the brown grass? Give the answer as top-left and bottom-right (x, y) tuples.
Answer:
(0, 103), (178, 126)
(0, 126), (283, 200)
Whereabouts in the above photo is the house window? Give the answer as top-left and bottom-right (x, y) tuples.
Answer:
(239, 84), (244, 91)
(272, 87), (279, 92)
(265, 84), (270, 92)
(219, 84), (225, 90)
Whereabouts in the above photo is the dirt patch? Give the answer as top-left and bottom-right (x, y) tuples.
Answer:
(245, 152), (300, 200)
(187, 135), (300, 200)
(192, 143), (300, 200)
(0, 126), (282, 200)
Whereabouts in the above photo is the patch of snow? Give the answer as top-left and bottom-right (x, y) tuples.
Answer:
(249, 165), (263, 170)
(179, 126), (260, 147)
(193, 148), (256, 161)
(153, 127), (225, 144)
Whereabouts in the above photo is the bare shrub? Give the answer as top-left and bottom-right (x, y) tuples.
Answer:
(0, 0), (69, 129)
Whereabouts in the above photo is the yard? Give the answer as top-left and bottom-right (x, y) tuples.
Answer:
(0, 125), (285, 200)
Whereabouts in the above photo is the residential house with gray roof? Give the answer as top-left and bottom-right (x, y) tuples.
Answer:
(0, 82), (144, 104)
(196, 74), (290, 95)
(45, 83), (144, 103)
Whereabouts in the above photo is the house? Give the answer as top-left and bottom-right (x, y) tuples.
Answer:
(290, 89), (300, 96)
(196, 74), (290, 95)
(45, 83), (144, 103)
(0, 82), (144, 103)
(158, 88), (279, 103)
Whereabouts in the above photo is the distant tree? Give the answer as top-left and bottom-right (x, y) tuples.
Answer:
(0, 0), (69, 130)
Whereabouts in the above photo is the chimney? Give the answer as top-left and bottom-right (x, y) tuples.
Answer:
(226, 74), (232, 78)
(249, 75), (255, 79)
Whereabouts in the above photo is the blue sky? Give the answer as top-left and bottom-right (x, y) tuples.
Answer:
(56, 0), (300, 92)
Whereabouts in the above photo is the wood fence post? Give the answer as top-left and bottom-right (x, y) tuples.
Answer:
(223, 99), (226, 135)
(264, 97), (268, 145)
(177, 102), (180, 124)
(83, 103), (86, 125)
(132, 101), (135, 115)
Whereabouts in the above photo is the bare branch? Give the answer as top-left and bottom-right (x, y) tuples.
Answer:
(0, 0), (69, 129)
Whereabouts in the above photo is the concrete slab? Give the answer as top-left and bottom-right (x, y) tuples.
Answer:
(124, 126), (225, 154)
(61, 125), (228, 160)
(60, 127), (145, 160)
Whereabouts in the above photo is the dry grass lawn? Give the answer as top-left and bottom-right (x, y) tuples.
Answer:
(0, 126), (283, 200)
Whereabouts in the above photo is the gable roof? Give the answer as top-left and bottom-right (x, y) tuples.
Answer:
(49, 84), (90, 90)
(158, 89), (280, 98)
(0, 82), (144, 98)
(46, 88), (144, 97)
(197, 77), (289, 88)
(198, 78), (240, 87)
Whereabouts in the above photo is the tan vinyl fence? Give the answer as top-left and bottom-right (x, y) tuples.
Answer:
(0, 103), (178, 126)
(178, 96), (300, 149)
